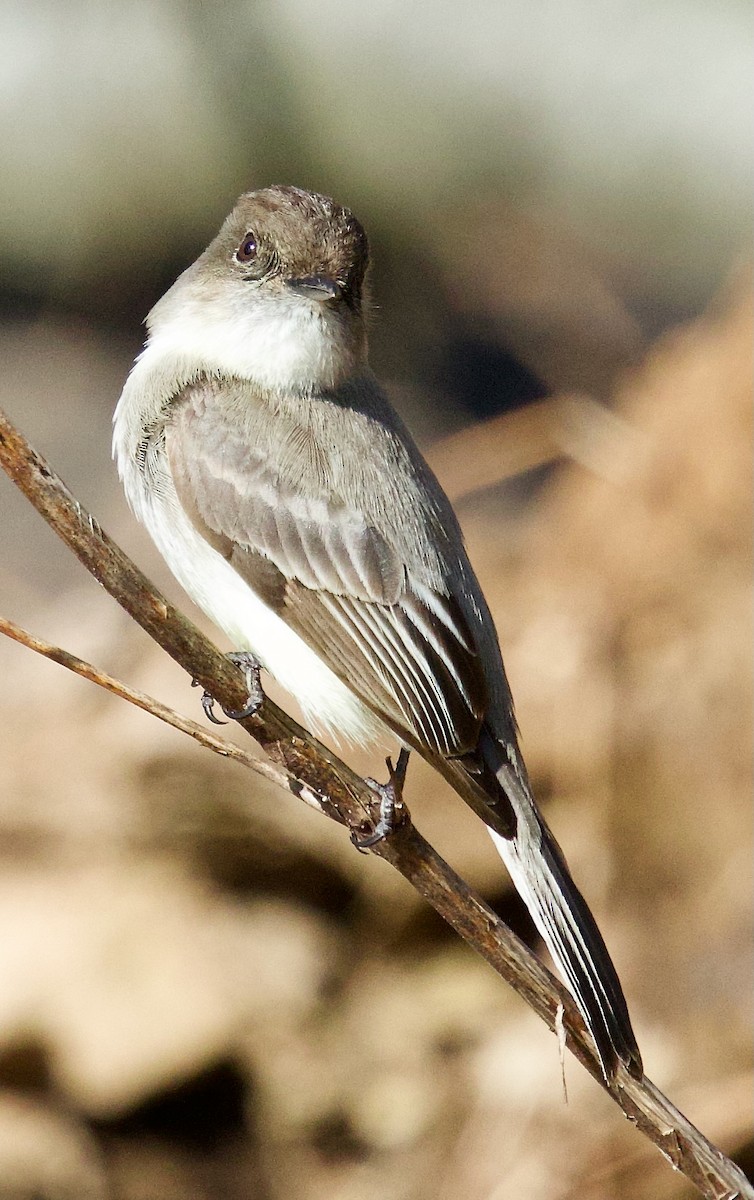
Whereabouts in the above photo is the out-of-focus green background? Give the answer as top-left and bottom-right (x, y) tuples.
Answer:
(0, 4), (751, 1198)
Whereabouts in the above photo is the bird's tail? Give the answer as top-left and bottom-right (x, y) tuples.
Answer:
(452, 729), (643, 1083)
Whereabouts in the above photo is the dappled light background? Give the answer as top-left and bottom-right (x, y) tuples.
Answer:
(0, 3), (751, 1198)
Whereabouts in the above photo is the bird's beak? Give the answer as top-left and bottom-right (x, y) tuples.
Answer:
(285, 275), (342, 302)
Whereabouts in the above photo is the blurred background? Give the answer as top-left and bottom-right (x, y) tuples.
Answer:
(0, 2), (751, 1197)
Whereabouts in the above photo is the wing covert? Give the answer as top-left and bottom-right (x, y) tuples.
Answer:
(166, 377), (487, 755)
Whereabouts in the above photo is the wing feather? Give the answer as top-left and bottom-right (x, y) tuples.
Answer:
(166, 377), (487, 755)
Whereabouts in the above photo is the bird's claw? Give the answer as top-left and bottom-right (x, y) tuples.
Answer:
(192, 652), (264, 724)
(351, 747), (411, 852)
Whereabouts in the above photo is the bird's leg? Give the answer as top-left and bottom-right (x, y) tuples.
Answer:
(352, 747), (411, 851)
(192, 651), (265, 725)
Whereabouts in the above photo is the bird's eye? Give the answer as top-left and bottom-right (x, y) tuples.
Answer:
(235, 233), (258, 263)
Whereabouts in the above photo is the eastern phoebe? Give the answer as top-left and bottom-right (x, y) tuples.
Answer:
(114, 186), (642, 1082)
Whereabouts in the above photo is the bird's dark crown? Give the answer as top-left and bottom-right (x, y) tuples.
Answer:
(207, 185), (370, 305)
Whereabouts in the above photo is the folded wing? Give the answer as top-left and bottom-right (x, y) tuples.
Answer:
(166, 378), (488, 756)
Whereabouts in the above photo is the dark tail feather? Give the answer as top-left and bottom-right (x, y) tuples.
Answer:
(473, 734), (643, 1082)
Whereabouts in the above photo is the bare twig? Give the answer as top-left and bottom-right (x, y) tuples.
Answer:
(0, 404), (750, 1200)
(0, 614), (327, 816)
(424, 393), (643, 504)
(426, 397), (564, 502)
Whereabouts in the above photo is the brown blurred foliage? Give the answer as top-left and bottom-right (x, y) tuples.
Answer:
(0, 275), (751, 1198)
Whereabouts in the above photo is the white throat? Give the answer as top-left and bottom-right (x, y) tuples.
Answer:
(134, 282), (363, 398)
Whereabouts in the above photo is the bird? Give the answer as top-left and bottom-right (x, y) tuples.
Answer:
(113, 184), (642, 1083)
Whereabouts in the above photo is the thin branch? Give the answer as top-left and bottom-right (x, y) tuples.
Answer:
(426, 397), (564, 503)
(0, 614), (327, 816)
(425, 393), (644, 505)
(0, 405), (750, 1200)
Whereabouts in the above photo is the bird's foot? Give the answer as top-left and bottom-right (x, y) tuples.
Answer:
(192, 651), (264, 725)
(352, 748), (411, 852)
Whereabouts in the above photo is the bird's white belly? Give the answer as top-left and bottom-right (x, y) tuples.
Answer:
(137, 478), (384, 746)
